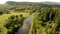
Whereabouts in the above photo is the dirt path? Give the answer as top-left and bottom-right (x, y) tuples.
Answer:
(15, 15), (34, 34)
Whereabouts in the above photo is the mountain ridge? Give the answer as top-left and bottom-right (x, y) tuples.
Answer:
(4, 1), (60, 7)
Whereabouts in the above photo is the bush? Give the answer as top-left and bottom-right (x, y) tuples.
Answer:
(0, 11), (4, 15)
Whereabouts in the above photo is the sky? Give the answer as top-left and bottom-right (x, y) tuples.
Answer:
(0, 0), (60, 4)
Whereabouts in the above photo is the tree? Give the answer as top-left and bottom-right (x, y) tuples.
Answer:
(4, 14), (25, 34)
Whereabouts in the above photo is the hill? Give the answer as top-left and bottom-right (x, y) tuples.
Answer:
(5, 1), (60, 7)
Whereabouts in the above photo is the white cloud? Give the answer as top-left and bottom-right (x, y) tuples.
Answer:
(0, 0), (60, 4)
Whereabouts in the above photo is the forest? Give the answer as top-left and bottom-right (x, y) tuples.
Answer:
(29, 7), (60, 34)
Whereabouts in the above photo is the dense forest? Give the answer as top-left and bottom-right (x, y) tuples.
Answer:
(29, 7), (60, 34)
(0, 1), (60, 34)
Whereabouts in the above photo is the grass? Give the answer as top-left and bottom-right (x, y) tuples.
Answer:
(0, 12), (29, 34)
(0, 24), (7, 34)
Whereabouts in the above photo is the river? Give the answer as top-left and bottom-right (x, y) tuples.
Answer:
(15, 15), (33, 34)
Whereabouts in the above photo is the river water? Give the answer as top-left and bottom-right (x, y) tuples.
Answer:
(15, 15), (33, 34)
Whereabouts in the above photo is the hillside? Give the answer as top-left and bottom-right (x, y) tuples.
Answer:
(5, 1), (60, 7)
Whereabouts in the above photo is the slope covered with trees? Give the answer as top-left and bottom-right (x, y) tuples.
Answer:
(30, 7), (60, 34)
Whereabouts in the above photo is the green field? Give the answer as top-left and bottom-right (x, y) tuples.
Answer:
(0, 12), (29, 25)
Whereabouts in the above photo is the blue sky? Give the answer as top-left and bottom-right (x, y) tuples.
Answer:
(0, 0), (60, 4)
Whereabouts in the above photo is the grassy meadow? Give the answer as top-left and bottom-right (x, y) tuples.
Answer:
(0, 12), (29, 25)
